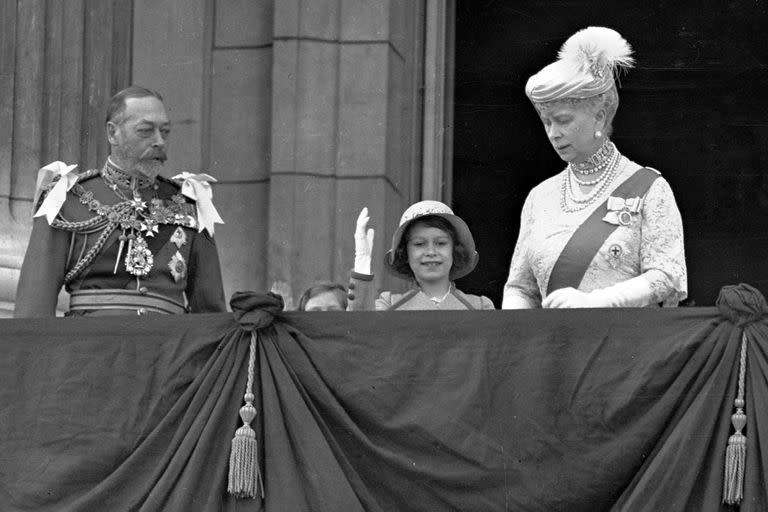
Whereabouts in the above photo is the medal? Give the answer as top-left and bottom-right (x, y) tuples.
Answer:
(168, 251), (187, 282)
(125, 234), (154, 276)
(170, 226), (187, 248)
(608, 244), (623, 269)
(617, 209), (633, 226)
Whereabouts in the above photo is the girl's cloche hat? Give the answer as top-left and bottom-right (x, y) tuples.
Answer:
(385, 200), (479, 280)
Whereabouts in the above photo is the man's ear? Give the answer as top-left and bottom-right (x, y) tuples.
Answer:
(106, 121), (119, 145)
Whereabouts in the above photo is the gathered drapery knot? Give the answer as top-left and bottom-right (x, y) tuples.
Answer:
(716, 283), (768, 327)
(227, 291), (282, 500)
(230, 291), (284, 330)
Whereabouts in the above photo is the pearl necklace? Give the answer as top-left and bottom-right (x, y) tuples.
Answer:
(560, 152), (623, 213)
(569, 147), (618, 186)
(570, 171), (603, 187)
(569, 140), (616, 175)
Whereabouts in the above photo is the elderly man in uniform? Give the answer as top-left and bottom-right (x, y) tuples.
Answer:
(14, 86), (227, 317)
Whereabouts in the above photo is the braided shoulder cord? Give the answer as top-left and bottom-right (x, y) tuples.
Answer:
(51, 215), (110, 233)
(54, 202), (133, 283)
(48, 168), (153, 284)
(48, 174), (132, 234)
(63, 222), (119, 284)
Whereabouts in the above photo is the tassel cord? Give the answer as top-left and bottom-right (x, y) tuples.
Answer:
(228, 331), (264, 499)
(723, 332), (748, 505)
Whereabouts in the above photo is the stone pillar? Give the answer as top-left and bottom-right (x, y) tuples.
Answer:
(208, 0), (273, 300)
(133, 0), (274, 303)
(421, 0), (454, 202)
(268, 0), (425, 304)
(0, 0), (132, 317)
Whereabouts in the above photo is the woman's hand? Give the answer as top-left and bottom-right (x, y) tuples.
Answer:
(542, 287), (598, 308)
(544, 277), (656, 308)
(354, 207), (375, 274)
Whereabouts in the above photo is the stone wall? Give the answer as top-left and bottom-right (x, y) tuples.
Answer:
(133, 0), (426, 306)
(0, 0), (133, 317)
(0, 0), (427, 315)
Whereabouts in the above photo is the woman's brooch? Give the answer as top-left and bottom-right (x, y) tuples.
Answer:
(603, 196), (642, 226)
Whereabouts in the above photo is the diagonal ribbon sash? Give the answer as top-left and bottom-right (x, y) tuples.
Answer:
(545, 167), (660, 296)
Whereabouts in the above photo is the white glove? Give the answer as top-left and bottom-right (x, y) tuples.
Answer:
(269, 280), (295, 310)
(543, 276), (654, 308)
(502, 289), (539, 309)
(354, 207), (375, 275)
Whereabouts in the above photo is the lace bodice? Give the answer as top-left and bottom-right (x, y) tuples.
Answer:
(503, 156), (688, 307)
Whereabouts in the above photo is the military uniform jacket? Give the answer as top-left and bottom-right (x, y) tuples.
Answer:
(15, 164), (226, 317)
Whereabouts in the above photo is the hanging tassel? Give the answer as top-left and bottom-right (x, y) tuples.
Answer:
(723, 333), (748, 505)
(228, 332), (264, 499)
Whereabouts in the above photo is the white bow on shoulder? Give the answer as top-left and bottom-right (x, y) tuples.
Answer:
(171, 172), (225, 235)
(33, 161), (79, 224)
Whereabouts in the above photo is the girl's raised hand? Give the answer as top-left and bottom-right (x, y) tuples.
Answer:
(354, 207), (375, 274)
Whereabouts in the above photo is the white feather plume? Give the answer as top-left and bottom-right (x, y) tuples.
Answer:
(558, 27), (634, 77)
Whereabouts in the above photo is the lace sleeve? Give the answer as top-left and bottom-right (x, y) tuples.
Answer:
(640, 269), (676, 305)
(640, 177), (688, 306)
(503, 193), (542, 309)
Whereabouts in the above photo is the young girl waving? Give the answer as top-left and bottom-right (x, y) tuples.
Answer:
(348, 201), (494, 310)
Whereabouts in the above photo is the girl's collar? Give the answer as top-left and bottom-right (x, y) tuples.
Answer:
(414, 281), (455, 303)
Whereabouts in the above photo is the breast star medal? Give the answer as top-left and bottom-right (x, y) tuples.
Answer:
(170, 226), (187, 248)
(168, 251), (187, 282)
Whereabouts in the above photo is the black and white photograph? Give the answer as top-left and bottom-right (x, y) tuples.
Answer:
(1, 1), (767, 510)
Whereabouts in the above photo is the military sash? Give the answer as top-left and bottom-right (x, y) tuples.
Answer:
(545, 167), (660, 296)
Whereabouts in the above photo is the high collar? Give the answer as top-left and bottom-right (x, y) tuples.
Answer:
(102, 158), (155, 190)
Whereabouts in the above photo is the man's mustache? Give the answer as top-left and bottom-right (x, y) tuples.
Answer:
(142, 149), (167, 161)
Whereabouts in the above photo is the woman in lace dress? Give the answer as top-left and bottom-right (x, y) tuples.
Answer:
(503, 27), (687, 309)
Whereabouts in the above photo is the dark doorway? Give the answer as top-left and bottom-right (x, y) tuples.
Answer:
(453, 1), (768, 307)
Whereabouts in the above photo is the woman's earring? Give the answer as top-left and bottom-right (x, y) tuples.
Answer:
(594, 130), (602, 139)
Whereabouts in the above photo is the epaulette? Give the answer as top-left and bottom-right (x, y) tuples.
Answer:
(34, 167), (92, 212)
(62, 169), (100, 201)
(166, 173), (223, 235)
(42, 167), (99, 193)
(75, 168), (101, 183)
(157, 174), (182, 190)
(33, 163), (110, 225)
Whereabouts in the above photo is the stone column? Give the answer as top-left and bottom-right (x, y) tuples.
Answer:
(133, 0), (274, 303)
(0, 0), (132, 317)
(268, 0), (425, 304)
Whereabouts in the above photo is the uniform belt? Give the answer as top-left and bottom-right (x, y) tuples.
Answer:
(69, 289), (187, 315)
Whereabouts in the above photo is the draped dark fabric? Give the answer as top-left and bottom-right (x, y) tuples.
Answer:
(1, 286), (767, 511)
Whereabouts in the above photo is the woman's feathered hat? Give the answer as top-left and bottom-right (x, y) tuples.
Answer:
(525, 27), (634, 103)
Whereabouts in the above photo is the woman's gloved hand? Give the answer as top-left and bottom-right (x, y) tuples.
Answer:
(543, 276), (654, 308)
